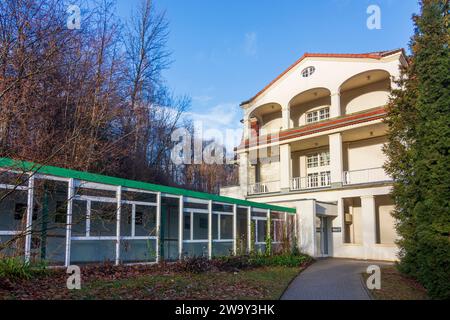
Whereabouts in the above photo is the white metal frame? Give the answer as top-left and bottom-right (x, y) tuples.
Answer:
(0, 167), (293, 266)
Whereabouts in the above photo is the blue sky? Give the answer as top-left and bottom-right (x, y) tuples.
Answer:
(115, 0), (420, 148)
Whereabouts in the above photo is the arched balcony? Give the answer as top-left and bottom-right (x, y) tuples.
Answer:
(248, 103), (283, 136)
(289, 88), (331, 127)
(339, 70), (391, 115)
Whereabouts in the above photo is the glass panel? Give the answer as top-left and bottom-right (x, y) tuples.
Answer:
(0, 235), (23, 258)
(220, 215), (233, 240)
(257, 220), (267, 243)
(183, 212), (190, 240)
(212, 242), (233, 257)
(212, 214), (218, 240)
(71, 200), (87, 236)
(90, 202), (117, 236)
(183, 242), (208, 258)
(29, 180), (68, 264)
(120, 239), (156, 263)
(120, 204), (132, 236)
(134, 205), (156, 237)
(236, 209), (248, 254)
(0, 189), (28, 231)
(193, 212), (208, 240)
(71, 240), (115, 263)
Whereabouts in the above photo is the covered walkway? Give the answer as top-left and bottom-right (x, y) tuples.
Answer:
(0, 158), (296, 266)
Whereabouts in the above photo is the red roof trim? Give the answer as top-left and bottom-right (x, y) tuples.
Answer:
(241, 49), (404, 106)
(238, 107), (387, 150)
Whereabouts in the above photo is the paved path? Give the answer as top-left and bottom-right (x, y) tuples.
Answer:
(281, 258), (391, 300)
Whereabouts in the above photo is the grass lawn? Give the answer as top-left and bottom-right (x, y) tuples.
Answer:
(0, 265), (303, 300)
(363, 265), (428, 300)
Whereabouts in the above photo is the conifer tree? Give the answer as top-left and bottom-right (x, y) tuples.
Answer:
(384, 0), (449, 299)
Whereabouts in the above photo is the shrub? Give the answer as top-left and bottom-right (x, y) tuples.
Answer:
(249, 253), (312, 268)
(0, 257), (33, 280)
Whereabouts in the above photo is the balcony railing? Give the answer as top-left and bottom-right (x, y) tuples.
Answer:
(343, 167), (392, 185)
(291, 172), (331, 191)
(248, 181), (280, 195)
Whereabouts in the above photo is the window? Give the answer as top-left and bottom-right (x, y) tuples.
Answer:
(307, 173), (319, 188)
(307, 154), (319, 168)
(319, 108), (329, 120)
(301, 66), (315, 78)
(320, 152), (330, 166)
(306, 107), (330, 124)
(320, 171), (331, 186)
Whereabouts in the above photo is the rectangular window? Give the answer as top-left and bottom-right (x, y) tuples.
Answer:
(307, 173), (319, 188)
(306, 107), (330, 124)
(307, 154), (319, 168)
(320, 151), (330, 166)
(320, 171), (331, 186)
(319, 107), (330, 120)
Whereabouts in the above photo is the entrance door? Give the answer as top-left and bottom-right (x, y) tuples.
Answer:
(316, 216), (329, 257)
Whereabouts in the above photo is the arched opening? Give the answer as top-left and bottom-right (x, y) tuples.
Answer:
(289, 88), (331, 127)
(339, 70), (391, 115)
(249, 103), (283, 135)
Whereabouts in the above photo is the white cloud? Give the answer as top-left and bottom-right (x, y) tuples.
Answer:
(244, 32), (258, 57)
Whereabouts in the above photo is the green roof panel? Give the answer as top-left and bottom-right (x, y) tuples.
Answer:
(0, 157), (296, 214)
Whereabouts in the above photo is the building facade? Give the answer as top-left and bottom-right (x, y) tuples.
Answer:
(221, 49), (407, 261)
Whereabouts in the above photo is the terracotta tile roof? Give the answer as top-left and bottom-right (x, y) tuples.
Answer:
(240, 49), (405, 106)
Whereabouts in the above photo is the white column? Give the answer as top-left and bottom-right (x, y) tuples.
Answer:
(155, 192), (161, 263)
(330, 92), (341, 118)
(239, 152), (249, 196)
(243, 116), (251, 140)
(208, 200), (212, 260)
(329, 133), (343, 187)
(361, 195), (377, 259)
(247, 206), (252, 253)
(24, 175), (34, 263)
(266, 209), (271, 246)
(64, 178), (75, 267)
(232, 204), (237, 255)
(280, 144), (291, 192)
(115, 185), (122, 265)
(282, 106), (290, 130)
(178, 196), (184, 260)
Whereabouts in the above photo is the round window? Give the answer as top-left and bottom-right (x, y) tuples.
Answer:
(301, 66), (315, 78)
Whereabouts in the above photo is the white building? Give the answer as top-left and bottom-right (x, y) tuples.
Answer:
(221, 49), (408, 261)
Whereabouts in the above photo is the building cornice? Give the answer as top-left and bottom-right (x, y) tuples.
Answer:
(237, 107), (387, 151)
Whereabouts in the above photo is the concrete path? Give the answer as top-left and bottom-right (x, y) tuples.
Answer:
(281, 258), (391, 300)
